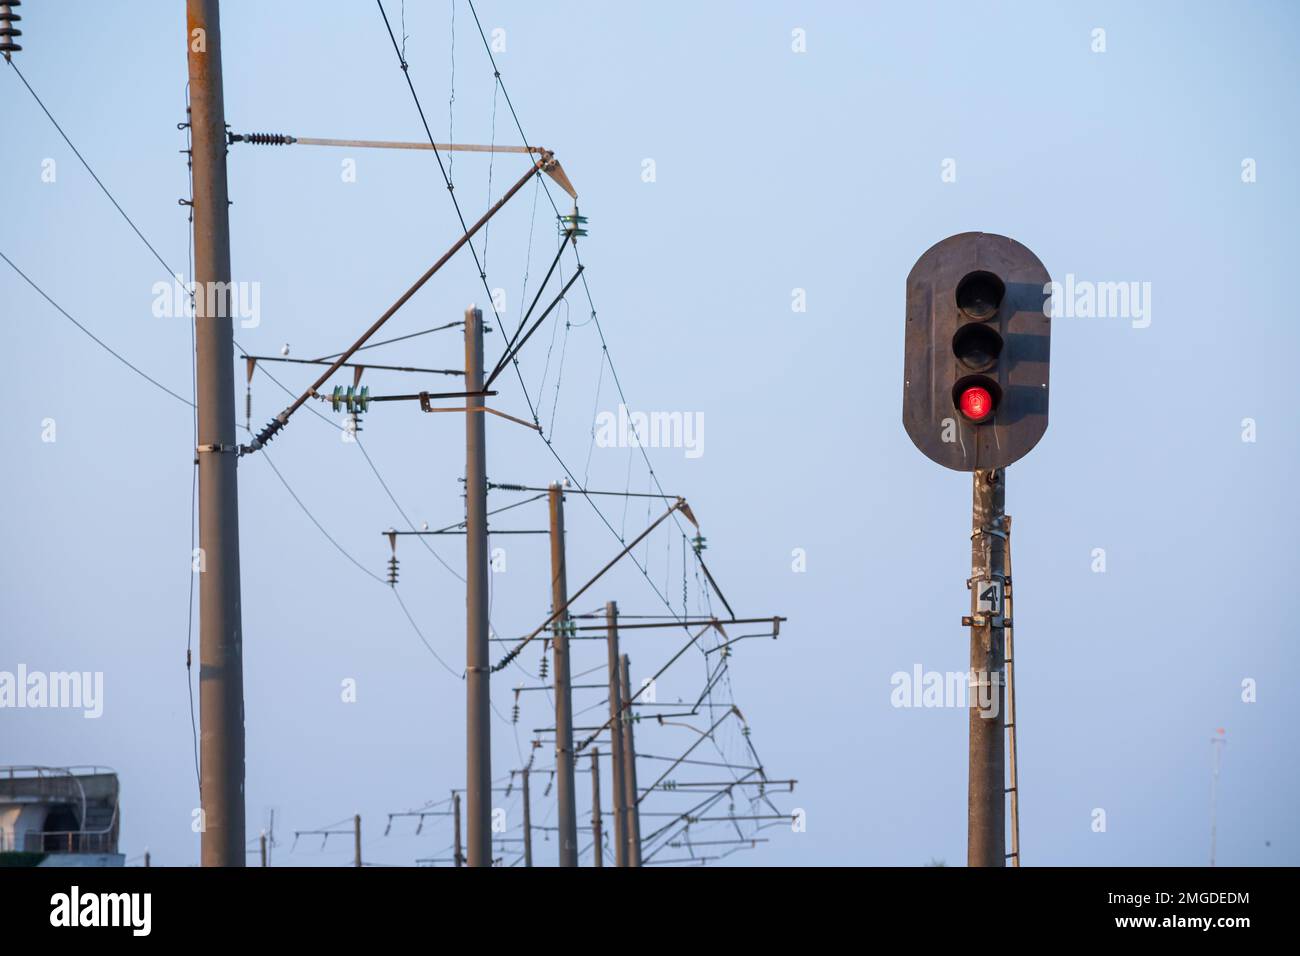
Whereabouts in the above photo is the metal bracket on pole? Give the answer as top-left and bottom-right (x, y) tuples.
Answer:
(962, 614), (1010, 628)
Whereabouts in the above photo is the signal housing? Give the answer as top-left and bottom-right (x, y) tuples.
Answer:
(902, 232), (1051, 471)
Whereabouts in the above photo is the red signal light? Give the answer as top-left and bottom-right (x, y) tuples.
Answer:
(951, 375), (1001, 424)
(959, 385), (993, 421)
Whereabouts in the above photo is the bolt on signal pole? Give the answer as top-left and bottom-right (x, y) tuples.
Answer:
(548, 483), (579, 866)
(968, 468), (1007, 867)
(187, 0), (246, 868)
(465, 306), (492, 867)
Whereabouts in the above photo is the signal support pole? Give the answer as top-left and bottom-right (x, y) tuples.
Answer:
(353, 814), (361, 868)
(605, 601), (627, 866)
(465, 305), (491, 868)
(968, 468), (1007, 867)
(548, 483), (579, 866)
(619, 653), (643, 867)
(188, 0), (246, 868)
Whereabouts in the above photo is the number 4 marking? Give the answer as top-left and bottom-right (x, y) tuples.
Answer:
(976, 581), (1002, 613)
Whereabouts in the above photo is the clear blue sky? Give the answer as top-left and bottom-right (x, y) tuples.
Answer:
(3, 0), (1297, 866)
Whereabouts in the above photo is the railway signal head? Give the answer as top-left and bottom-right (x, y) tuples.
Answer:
(902, 232), (1052, 470)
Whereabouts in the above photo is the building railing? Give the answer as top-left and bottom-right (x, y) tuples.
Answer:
(16, 830), (118, 854)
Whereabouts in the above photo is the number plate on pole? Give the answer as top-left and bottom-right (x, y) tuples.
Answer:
(975, 580), (1003, 614)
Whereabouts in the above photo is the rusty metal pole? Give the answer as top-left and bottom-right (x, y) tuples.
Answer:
(619, 654), (642, 867)
(353, 814), (361, 868)
(590, 748), (603, 867)
(188, 0), (245, 868)
(521, 768), (533, 867)
(968, 468), (1007, 867)
(465, 305), (492, 867)
(452, 792), (462, 867)
(548, 483), (579, 866)
(605, 601), (627, 866)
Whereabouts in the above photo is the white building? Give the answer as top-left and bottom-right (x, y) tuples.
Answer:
(0, 766), (123, 866)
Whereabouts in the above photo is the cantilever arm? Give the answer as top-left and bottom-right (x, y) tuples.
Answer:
(243, 158), (544, 455)
(229, 132), (577, 199)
